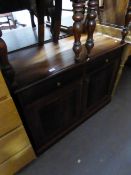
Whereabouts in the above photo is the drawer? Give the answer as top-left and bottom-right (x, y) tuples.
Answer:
(18, 66), (83, 105)
(0, 72), (9, 100)
(0, 145), (35, 175)
(0, 97), (22, 137)
(0, 126), (30, 164)
(86, 47), (122, 72)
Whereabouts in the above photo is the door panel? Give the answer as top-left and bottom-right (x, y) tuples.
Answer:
(82, 53), (121, 114)
(23, 80), (82, 154)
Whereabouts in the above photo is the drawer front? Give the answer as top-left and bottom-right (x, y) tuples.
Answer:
(0, 72), (9, 100)
(0, 126), (30, 164)
(86, 47), (122, 72)
(0, 97), (22, 137)
(18, 66), (83, 105)
(0, 145), (35, 175)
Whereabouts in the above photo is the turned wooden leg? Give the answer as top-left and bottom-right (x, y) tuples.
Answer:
(85, 0), (98, 56)
(29, 10), (36, 28)
(36, 1), (44, 45)
(121, 0), (131, 43)
(72, 0), (85, 60)
(51, 0), (62, 43)
(38, 21), (44, 45)
(37, 10), (44, 45)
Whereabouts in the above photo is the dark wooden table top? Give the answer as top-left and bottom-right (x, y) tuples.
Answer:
(8, 33), (126, 91)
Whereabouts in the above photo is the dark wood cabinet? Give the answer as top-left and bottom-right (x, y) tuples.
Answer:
(9, 41), (125, 155)
(18, 76), (82, 154)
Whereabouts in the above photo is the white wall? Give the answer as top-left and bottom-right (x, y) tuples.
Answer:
(62, 0), (104, 9)
(62, 0), (72, 10)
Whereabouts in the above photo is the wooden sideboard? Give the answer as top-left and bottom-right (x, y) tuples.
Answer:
(7, 34), (126, 155)
(0, 71), (36, 175)
(0, 0), (130, 173)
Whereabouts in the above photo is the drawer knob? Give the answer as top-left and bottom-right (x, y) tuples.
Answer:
(57, 82), (61, 87)
(86, 58), (90, 62)
(105, 59), (109, 63)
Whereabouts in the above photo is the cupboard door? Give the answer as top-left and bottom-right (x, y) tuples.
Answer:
(82, 55), (120, 114)
(23, 80), (82, 154)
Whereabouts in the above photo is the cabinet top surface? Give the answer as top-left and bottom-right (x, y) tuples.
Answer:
(8, 33), (125, 92)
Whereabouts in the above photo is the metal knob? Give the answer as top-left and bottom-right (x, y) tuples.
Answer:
(86, 57), (90, 62)
(105, 59), (109, 63)
(57, 82), (61, 87)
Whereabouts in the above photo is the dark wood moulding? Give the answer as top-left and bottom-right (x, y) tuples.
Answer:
(85, 0), (98, 56)
(72, 0), (85, 61)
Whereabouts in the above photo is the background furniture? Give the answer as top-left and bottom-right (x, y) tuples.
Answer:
(0, 0), (62, 44)
(101, 0), (129, 27)
(0, 13), (16, 30)
(0, 71), (36, 175)
(95, 0), (131, 95)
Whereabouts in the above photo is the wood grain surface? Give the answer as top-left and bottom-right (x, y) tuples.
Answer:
(0, 145), (36, 175)
(0, 97), (22, 137)
(0, 126), (30, 164)
(103, 0), (129, 26)
(0, 72), (9, 100)
(8, 33), (125, 90)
